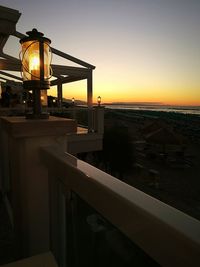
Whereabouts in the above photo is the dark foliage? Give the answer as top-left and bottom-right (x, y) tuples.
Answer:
(101, 125), (134, 178)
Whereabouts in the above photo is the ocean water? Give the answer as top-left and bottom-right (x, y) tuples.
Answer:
(105, 104), (200, 116)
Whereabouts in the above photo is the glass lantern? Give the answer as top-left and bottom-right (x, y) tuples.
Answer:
(20, 29), (52, 119)
(20, 28), (51, 89)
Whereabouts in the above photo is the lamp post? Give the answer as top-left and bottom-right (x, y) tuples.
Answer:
(97, 96), (101, 107)
(71, 97), (75, 119)
(20, 28), (52, 119)
(72, 97), (75, 106)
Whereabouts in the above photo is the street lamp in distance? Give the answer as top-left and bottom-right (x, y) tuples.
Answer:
(97, 96), (101, 107)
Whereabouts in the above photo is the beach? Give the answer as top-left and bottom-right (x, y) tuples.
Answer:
(89, 108), (200, 220)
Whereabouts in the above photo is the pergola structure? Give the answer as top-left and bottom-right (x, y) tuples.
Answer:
(0, 5), (95, 108)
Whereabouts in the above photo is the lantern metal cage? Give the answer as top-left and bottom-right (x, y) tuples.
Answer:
(20, 28), (52, 119)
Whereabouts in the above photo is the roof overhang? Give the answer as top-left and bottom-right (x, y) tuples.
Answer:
(0, 5), (95, 87)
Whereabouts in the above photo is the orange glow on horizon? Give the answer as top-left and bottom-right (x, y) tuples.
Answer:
(49, 70), (200, 107)
(49, 83), (200, 106)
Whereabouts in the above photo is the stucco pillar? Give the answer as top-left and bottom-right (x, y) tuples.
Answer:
(0, 116), (77, 258)
(94, 106), (104, 134)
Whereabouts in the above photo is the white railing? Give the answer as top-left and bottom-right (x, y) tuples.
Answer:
(47, 106), (104, 134)
(41, 146), (200, 267)
(0, 106), (104, 134)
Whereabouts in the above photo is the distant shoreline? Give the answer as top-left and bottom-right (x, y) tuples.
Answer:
(103, 102), (200, 107)
(104, 104), (200, 116)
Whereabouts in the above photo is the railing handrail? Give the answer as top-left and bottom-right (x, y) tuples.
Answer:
(41, 145), (200, 267)
(47, 106), (96, 111)
(0, 106), (104, 135)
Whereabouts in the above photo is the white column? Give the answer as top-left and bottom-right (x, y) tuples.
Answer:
(94, 106), (104, 134)
(87, 70), (93, 132)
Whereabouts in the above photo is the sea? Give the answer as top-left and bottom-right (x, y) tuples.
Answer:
(104, 104), (200, 116)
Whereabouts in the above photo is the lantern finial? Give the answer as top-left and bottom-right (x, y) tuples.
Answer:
(26, 28), (44, 38)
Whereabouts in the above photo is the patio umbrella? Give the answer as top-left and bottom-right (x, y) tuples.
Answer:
(144, 127), (186, 153)
(141, 120), (172, 136)
(145, 127), (184, 145)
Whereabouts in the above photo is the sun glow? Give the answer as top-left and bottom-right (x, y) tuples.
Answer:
(49, 80), (200, 106)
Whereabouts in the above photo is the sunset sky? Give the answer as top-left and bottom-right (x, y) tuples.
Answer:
(2, 0), (200, 105)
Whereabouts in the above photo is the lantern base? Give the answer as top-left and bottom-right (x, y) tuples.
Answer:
(26, 112), (49, 120)
(23, 80), (50, 90)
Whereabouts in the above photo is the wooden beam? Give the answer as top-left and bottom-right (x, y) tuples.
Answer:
(15, 31), (95, 69)
(0, 70), (22, 81)
(0, 59), (89, 77)
(0, 35), (9, 52)
(52, 64), (90, 76)
(0, 58), (21, 71)
(14, 30), (25, 39)
(0, 77), (7, 81)
(51, 76), (86, 86)
(51, 48), (95, 69)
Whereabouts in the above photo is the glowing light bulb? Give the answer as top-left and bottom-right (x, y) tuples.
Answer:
(29, 55), (40, 79)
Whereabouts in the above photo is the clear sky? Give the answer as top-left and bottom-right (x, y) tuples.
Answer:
(2, 0), (200, 105)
